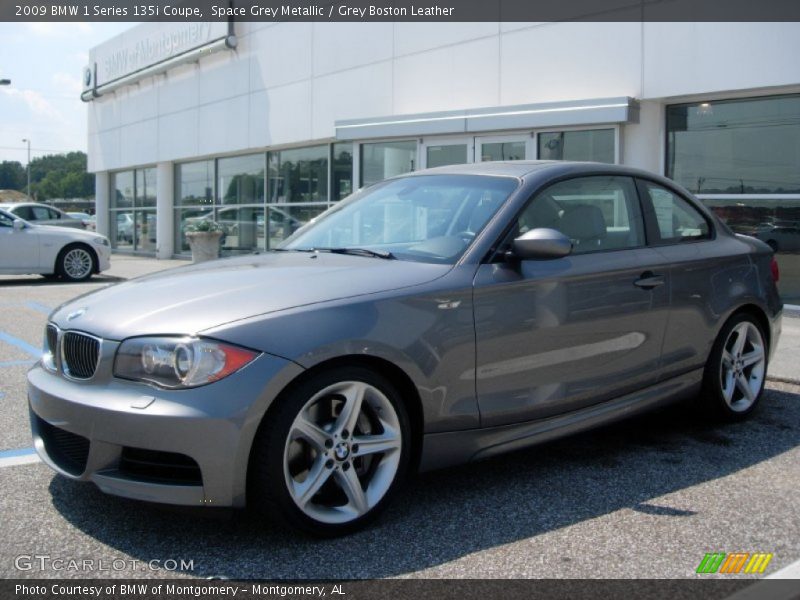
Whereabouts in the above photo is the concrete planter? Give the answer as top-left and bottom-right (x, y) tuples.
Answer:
(186, 231), (223, 263)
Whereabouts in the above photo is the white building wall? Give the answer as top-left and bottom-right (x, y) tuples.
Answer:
(87, 22), (800, 173)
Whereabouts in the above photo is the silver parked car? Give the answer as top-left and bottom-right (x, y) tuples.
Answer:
(0, 202), (85, 229)
(28, 162), (782, 536)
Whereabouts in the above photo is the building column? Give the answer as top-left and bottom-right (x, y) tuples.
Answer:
(156, 161), (174, 259)
(95, 171), (110, 237)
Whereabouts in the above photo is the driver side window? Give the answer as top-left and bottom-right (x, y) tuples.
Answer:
(515, 175), (644, 255)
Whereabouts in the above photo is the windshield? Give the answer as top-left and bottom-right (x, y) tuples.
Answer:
(281, 174), (519, 263)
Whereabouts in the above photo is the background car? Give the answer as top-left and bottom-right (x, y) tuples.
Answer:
(28, 162), (781, 536)
(0, 208), (111, 281)
(115, 212), (134, 243)
(752, 221), (800, 253)
(0, 202), (85, 229)
(67, 212), (96, 231)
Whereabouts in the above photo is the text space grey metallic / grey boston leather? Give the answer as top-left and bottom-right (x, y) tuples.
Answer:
(28, 161), (782, 535)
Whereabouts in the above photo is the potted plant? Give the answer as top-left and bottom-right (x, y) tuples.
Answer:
(185, 219), (224, 263)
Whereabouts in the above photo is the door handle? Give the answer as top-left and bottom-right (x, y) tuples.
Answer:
(634, 271), (665, 289)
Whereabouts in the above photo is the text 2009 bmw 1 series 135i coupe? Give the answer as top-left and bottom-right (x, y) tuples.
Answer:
(28, 161), (782, 536)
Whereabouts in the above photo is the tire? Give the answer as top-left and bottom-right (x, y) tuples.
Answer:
(249, 367), (411, 536)
(55, 244), (96, 282)
(701, 312), (768, 421)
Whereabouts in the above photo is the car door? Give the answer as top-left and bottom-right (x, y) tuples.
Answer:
(635, 179), (742, 381)
(473, 175), (670, 427)
(0, 211), (39, 270)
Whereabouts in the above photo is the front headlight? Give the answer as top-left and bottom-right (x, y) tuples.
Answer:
(114, 336), (259, 389)
(42, 324), (58, 373)
(93, 237), (110, 246)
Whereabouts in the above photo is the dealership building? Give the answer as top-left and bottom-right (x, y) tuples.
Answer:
(84, 21), (800, 302)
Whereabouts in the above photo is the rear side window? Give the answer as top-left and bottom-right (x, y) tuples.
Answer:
(515, 175), (644, 255)
(640, 181), (711, 243)
(30, 206), (53, 221)
(13, 206), (33, 220)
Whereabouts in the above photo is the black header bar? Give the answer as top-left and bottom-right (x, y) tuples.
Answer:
(4, 0), (800, 22)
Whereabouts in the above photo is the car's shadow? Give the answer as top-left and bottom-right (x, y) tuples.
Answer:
(49, 385), (800, 579)
(0, 275), (125, 287)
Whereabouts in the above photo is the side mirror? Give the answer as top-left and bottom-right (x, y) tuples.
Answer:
(511, 228), (572, 260)
(12, 219), (26, 232)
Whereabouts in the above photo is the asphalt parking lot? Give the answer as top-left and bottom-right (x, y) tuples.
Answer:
(1, 257), (799, 580)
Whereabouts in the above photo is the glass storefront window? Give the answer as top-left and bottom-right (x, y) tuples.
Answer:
(136, 210), (157, 253)
(217, 206), (266, 253)
(176, 160), (215, 206)
(667, 95), (800, 194)
(218, 154), (265, 205)
(701, 197), (800, 304)
(538, 129), (615, 163)
(479, 141), (526, 162)
(137, 168), (157, 207)
(427, 144), (468, 168)
(267, 205), (328, 249)
(332, 143), (353, 201)
(111, 211), (134, 250)
(360, 141), (417, 187)
(268, 145), (328, 203)
(112, 171), (134, 209)
(110, 169), (157, 252)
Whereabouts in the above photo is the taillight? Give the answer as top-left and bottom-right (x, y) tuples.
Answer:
(770, 257), (780, 283)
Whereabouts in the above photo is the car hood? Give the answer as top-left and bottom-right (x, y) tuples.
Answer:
(50, 252), (452, 340)
(31, 223), (105, 241)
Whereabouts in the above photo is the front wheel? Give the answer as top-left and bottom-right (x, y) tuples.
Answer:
(56, 244), (96, 282)
(701, 313), (768, 420)
(249, 367), (410, 536)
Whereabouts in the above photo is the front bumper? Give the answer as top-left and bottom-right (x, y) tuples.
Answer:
(28, 350), (303, 507)
(95, 245), (111, 273)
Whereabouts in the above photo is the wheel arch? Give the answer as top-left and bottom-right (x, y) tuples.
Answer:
(721, 303), (772, 353)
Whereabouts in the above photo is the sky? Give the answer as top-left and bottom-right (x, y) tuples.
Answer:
(0, 22), (134, 166)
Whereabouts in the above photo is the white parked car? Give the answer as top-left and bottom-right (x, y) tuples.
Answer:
(0, 208), (111, 281)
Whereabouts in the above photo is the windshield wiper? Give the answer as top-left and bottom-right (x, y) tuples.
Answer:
(315, 247), (396, 260)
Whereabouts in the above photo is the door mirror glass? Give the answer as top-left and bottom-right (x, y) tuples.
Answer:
(512, 228), (572, 259)
(12, 219), (26, 231)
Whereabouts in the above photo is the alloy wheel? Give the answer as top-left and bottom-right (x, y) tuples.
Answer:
(719, 321), (766, 412)
(62, 248), (93, 280)
(282, 380), (402, 524)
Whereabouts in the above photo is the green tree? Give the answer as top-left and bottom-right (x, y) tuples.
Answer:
(0, 161), (25, 189)
(25, 151), (94, 200)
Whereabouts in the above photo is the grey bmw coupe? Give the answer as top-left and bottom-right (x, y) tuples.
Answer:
(29, 161), (782, 536)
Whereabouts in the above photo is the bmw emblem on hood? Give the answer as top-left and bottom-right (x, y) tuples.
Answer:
(67, 308), (87, 321)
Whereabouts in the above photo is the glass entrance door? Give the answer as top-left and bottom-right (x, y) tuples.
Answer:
(422, 137), (474, 169)
(475, 134), (531, 162)
(421, 134), (535, 168)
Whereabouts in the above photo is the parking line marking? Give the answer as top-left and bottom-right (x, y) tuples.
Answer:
(25, 301), (52, 315)
(0, 447), (40, 468)
(766, 556), (800, 579)
(0, 359), (36, 368)
(0, 331), (41, 359)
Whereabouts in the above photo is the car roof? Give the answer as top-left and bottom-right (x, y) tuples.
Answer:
(401, 160), (672, 182)
(0, 201), (56, 208)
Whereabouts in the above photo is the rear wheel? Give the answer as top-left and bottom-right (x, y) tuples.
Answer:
(249, 367), (410, 536)
(701, 313), (767, 420)
(56, 244), (96, 282)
